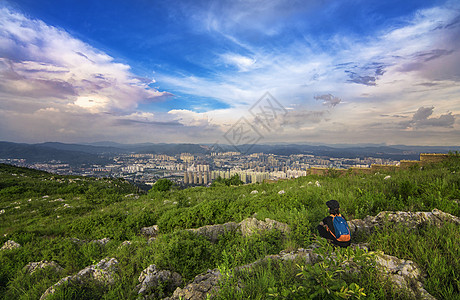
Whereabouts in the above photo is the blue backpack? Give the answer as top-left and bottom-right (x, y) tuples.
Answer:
(331, 214), (351, 242)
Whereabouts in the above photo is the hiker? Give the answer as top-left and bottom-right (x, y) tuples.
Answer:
(317, 200), (351, 248)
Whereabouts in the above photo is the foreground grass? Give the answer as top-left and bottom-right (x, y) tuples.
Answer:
(0, 155), (459, 299)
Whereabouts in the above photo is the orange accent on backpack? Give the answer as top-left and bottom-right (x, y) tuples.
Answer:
(327, 214), (351, 242)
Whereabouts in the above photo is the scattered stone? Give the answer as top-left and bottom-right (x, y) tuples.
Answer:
(24, 261), (64, 274)
(307, 181), (313, 185)
(278, 190), (285, 194)
(119, 240), (132, 248)
(141, 225), (160, 237)
(14, 206), (20, 209)
(63, 204), (72, 208)
(40, 257), (118, 300)
(49, 198), (65, 202)
(167, 243), (436, 300)
(0, 209), (5, 214)
(315, 181), (321, 187)
(250, 190), (258, 194)
(1, 240), (21, 250)
(135, 264), (182, 299)
(92, 238), (110, 246)
(384, 175), (391, 180)
(42, 195), (49, 198)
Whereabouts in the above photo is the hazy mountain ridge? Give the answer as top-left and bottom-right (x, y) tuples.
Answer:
(1, 141), (459, 164)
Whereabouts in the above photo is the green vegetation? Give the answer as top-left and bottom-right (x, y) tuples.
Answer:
(0, 154), (459, 299)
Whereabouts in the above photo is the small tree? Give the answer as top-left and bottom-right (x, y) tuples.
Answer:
(150, 178), (174, 194)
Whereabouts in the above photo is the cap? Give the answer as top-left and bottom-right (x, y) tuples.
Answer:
(326, 200), (340, 209)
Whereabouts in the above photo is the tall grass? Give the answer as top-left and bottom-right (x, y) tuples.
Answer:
(1, 156), (459, 299)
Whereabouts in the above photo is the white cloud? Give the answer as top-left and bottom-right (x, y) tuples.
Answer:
(220, 53), (257, 72)
(0, 7), (169, 113)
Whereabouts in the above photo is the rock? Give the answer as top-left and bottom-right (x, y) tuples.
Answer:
(374, 252), (435, 299)
(315, 180), (321, 187)
(1, 240), (21, 250)
(119, 240), (132, 248)
(278, 190), (285, 194)
(348, 209), (460, 237)
(0, 209), (5, 214)
(24, 261), (64, 274)
(384, 175), (391, 180)
(141, 225), (160, 237)
(239, 218), (290, 237)
(135, 264), (182, 299)
(250, 190), (258, 194)
(92, 238), (110, 246)
(40, 257), (118, 300)
(187, 222), (239, 242)
(187, 218), (290, 242)
(166, 269), (221, 300)
(166, 243), (436, 300)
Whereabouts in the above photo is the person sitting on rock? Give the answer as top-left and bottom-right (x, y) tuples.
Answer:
(317, 200), (351, 248)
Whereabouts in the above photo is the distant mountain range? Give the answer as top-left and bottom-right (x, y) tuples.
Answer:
(1, 141), (459, 164)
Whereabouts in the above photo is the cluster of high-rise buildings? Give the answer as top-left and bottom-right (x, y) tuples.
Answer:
(2, 150), (400, 187)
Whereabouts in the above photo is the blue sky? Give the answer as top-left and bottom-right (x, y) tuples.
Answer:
(0, 0), (459, 145)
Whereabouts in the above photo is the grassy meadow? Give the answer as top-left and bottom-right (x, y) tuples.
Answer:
(0, 155), (459, 299)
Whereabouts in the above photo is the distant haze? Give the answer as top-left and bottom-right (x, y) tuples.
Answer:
(1, 1), (460, 145)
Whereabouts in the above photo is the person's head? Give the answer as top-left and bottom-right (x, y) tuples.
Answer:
(326, 200), (340, 215)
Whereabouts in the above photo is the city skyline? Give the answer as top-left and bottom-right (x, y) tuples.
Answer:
(1, 0), (460, 145)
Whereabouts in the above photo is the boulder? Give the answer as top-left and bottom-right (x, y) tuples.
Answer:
(239, 218), (290, 237)
(348, 209), (460, 236)
(24, 261), (64, 274)
(1, 240), (21, 250)
(187, 222), (239, 242)
(165, 269), (221, 300)
(187, 218), (290, 242)
(40, 257), (118, 300)
(141, 225), (160, 237)
(92, 238), (110, 246)
(374, 252), (435, 299)
(136, 264), (182, 299)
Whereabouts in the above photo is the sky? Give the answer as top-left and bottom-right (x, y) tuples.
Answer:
(0, 0), (459, 146)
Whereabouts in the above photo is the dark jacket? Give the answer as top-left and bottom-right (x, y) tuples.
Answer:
(318, 214), (351, 247)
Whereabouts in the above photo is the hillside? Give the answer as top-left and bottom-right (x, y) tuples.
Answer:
(0, 156), (459, 299)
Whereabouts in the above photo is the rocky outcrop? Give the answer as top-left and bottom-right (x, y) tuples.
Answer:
(165, 245), (435, 300)
(187, 218), (290, 242)
(348, 208), (460, 236)
(40, 257), (118, 300)
(375, 252), (435, 299)
(24, 261), (64, 274)
(1, 240), (21, 250)
(141, 225), (160, 237)
(165, 269), (221, 300)
(69, 237), (111, 245)
(136, 264), (183, 299)
(239, 218), (290, 237)
(187, 222), (240, 242)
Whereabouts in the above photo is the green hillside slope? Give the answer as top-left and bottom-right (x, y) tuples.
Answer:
(0, 156), (459, 299)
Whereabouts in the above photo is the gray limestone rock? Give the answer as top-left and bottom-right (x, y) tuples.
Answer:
(24, 261), (64, 274)
(1, 240), (21, 250)
(136, 264), (182, 299)
(187, 217), (290, 242)
(141, 225), (160, 237)
(40, 257), (118, 300)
